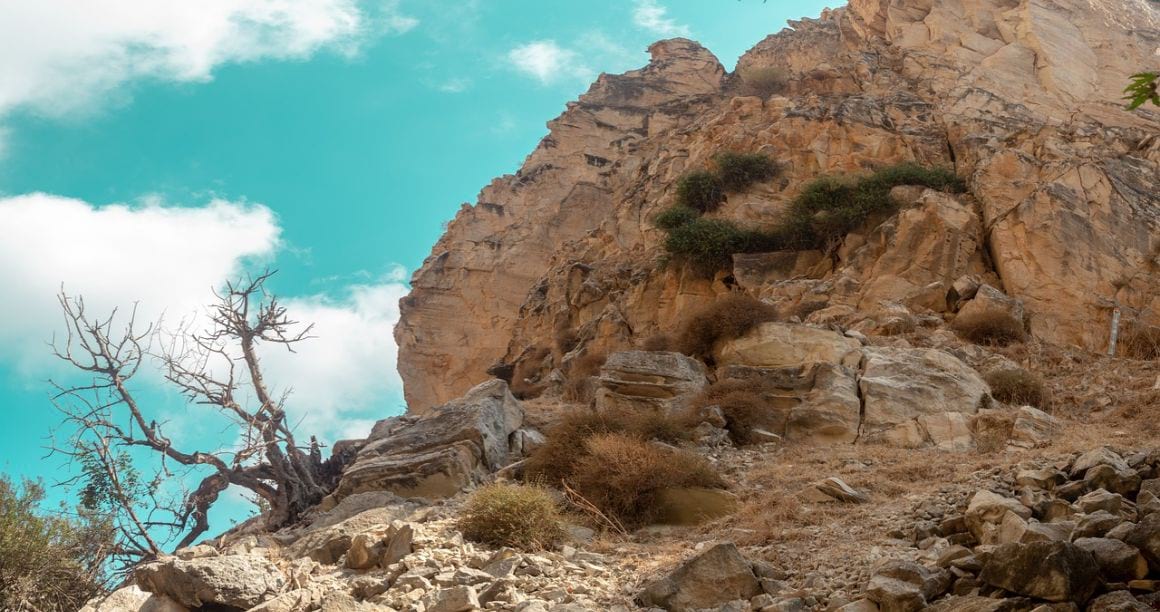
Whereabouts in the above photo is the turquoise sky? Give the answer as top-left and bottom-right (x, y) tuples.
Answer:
(0, 0), (833, 536)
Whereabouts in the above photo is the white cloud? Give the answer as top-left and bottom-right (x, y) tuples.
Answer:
(0, 193), (406, 442)
(262, 274), (409, 441)
(632, 0), (692, 38)
(0, 0), (417, 135)
(436, 77), (471, 93)
(507, 40), (592, 84)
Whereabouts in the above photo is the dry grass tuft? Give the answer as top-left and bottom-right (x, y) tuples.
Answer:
(458, 483), (564, 550)
(523, 408), (693, 485)
(562, 351), (607, 403)
(570, 433), (724, 529)
(952, 311), (1027, 346)
(1120, 323), (1160, 360)
(677, 293), (779, 362)
(985, 368), (1047, 408)
(691, 379), (783, 445)
(641, 333), (676, 352)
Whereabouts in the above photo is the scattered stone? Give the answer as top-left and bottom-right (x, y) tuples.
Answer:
(1073, 538), (1150, 582)
(802, 477), (870, 504)
(979, 541), (1100, 603)
(636, 542), (761, 611)
(421, 585), (480, 612)
(135, 554), (287, 609)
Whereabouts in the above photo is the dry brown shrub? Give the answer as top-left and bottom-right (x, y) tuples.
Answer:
(562, 351), (607, 402)
(952, 311), (1027, 346)
(1120, 323), (1160, 360)
(524, 408), (692, 485)
(570, 433), (724, 528)
(677, 293), (779, 362)
(641, 333), (676, 352)
(690, 379), (788, 445)
(458, 483), (563, 550)
(739, 66), (790, 97)
(985, 368), (1046, 407)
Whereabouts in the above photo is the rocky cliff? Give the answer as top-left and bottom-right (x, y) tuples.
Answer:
(396, 0), (1160, 411)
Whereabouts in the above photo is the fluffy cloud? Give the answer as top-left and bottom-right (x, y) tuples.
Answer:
(507, 40), (592, 84)
(263, 276), (409, 440)
(0, 0), (416, 126)
(632, 0), (692, 38)
(0, 193), (406, 441)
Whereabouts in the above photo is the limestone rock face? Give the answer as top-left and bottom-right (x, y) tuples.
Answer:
(594, 350), (708, 414)
(397, 0), (1160, 410)
(715, 323), (863, 369)
(333, 380), (523, 501)
(859, 347), (992, 440)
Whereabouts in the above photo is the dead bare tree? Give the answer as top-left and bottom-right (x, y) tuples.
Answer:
(50, 271), (342, 563)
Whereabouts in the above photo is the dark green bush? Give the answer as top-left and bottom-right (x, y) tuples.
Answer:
(653, 206), (700, 230)
(778, 163), (965, 250)
(676, 171), (726, 213)
(663, 218), (751, 271)
(714, 153), (779, 191)
(658, 162), (964, 273)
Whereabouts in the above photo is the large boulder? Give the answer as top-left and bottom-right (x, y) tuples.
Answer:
(80, 586), (187, 612)
(334, 380), (523, 501)
(786, 363), (862, 445)
(1073, 537), (1149, 583)
(135, 554), (287, 609)
(863, 559), (950, 612)
(953, 284), (1025, 331)
(1126, 512), (1160, 571)
(594, 351), (708, 414)
(714, 323), (862, 369)
(859, 347), (991, 441)
(978, 541), (1100, 604)
(636, 542), (761, 611)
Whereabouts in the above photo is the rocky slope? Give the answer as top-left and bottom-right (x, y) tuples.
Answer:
(397, 0), (1160, 411)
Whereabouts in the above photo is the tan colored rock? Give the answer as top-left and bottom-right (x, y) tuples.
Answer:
(1008, 406), (1062, 449)
(653, 487), (740, 525)
(135, 554), (286, 609)
(917, 412), (975, 453)
(786, 363), (861, 445)
(594, 351), (708, 414)
(80, 586), (187, 612)
(636, 542), (761, 610)
(334, 380), (523, 502)
(859, 347), (991, 438)
(397, 0), (1160, 409)
(715, 322), (863, 369)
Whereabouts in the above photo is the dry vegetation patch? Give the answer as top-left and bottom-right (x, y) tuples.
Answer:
(570, 433), (724, 529)
(952, 311), (1027, 346)
(985, 368), (1047, 408)
(676, 293), (778, 362)
(458, 483), (564, 551)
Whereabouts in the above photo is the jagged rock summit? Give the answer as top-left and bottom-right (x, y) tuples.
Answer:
(397, 0), (1160, 411)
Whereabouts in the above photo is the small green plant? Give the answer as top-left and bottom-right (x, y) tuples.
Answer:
(653, 206), (700, 230)
(663, 217), (751, 271)
(985, 369), (1046, 408)
(676, 171), (726, 213)
(1125, 72), (1159, 110)
(458, 483), (564, 550)
(714, 152), (779, 191)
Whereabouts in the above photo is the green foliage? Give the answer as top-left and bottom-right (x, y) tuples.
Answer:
(0, 475), (115, 612)
(676, 171), (726, 213)
(653, 206), (700, 230)
(458, 483), (564, 550)
(778, 163), (965, 250)
(1125, 72), (1159, 110)
(714, 152), (779, 191)
(663, 217), (751, 271)
(78, 450), (155, 515)
(657, 161), (965, 273)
